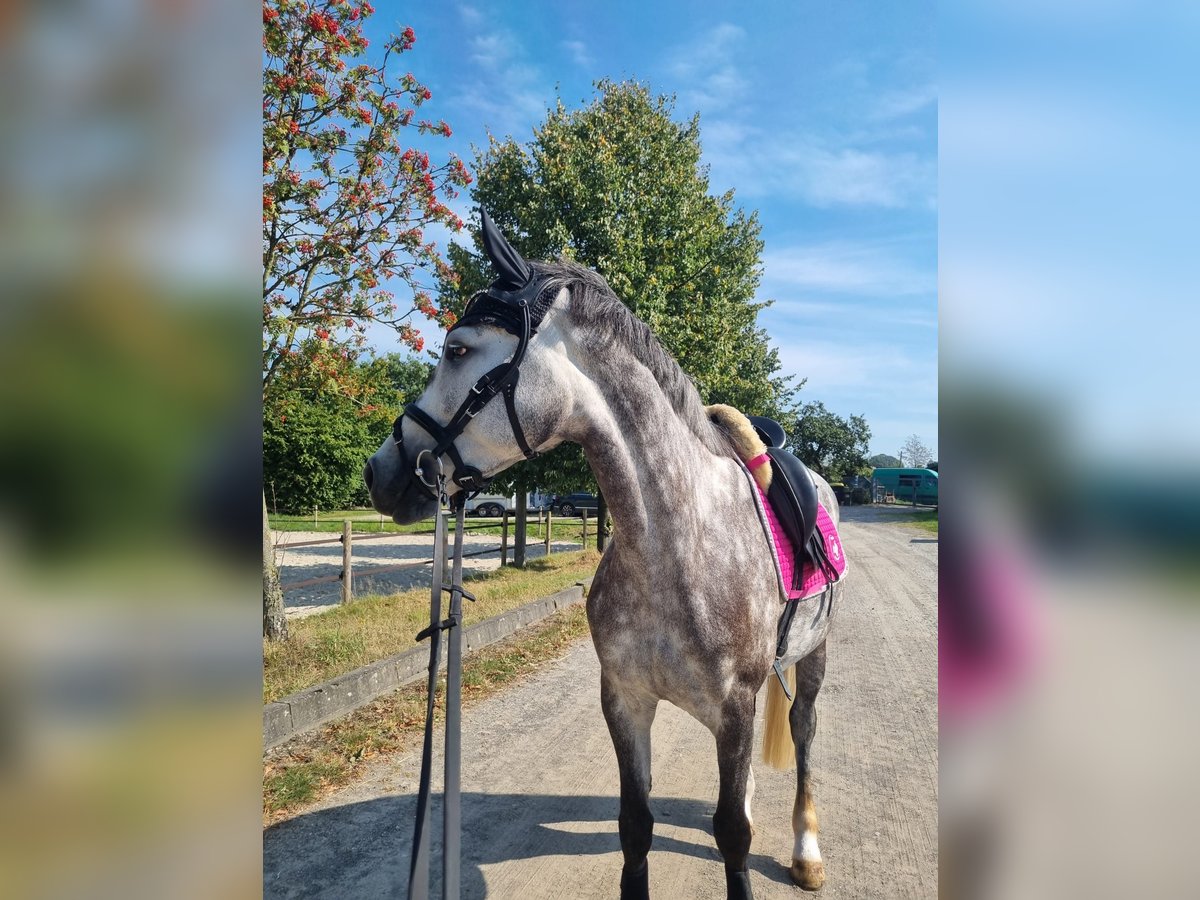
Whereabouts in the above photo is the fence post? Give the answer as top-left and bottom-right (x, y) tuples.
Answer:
(341, 519), (353, 604)
(500, 510), (509, 567)
(314, 505), (319, 528)
(514, 491), (528, 568)
(545, 508), (553, 558)
(581, 509), (588, 547)
(596, 493), (608, 552)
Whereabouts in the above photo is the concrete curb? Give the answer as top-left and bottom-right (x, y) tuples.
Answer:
(264, 576), (594, 750)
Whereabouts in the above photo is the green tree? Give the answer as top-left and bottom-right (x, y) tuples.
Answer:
(264, 354), (432, 513)
(442, 80), (799, 495)
(262, 1), (463, 638)
(788, 402), (871, 482)
(264, 396), (377, 513)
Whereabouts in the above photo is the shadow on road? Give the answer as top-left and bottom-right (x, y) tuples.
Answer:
(264, 792), (796, 898)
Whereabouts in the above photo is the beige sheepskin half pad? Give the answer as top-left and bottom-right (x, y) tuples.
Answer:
(705, 404), (771, 490)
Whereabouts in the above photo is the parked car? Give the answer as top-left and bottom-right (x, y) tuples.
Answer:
(550, 492), (600, 516)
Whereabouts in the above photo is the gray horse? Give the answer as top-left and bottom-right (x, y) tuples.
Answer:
(365, 224), (842, 900)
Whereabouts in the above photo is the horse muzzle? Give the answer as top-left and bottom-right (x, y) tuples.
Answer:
(364, 449), (440, 525)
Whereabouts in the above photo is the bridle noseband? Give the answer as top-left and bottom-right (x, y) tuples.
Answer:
(392, 275), (556, 500)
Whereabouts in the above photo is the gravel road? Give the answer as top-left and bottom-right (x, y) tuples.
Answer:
(264, 505), (937, 898)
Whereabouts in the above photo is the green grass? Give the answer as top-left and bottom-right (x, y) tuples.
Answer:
(264, 603), (592, 822)
(264, 759), (345, 810)
(909, 509), (939, 533)
(263, 548), (601, 702)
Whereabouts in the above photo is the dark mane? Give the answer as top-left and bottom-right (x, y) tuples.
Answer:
(529, 258), (736, 459)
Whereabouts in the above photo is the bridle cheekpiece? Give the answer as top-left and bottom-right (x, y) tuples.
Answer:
(392, 209), (557, 502)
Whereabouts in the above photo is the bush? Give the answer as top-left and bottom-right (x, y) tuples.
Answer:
(263, 400), (382, 514)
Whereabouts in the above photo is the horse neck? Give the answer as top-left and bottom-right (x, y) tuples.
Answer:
(566, 349), (737, 553)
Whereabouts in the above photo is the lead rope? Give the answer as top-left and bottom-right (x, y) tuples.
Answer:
(408, 480), (474, 900)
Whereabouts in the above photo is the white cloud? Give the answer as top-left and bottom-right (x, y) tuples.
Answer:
(457, 4), (482, 27)
(664, 36), (936, 209)
(774, 340), (932, 392)
(762, 241), (935, 297)
(469, 33), (508, 67)
(702, 126), (935, 208)
(449, 24), (550, 139)
(561, 39), (592, 68)
(872, 84), (937, 121)
(666, 23), (749, 114)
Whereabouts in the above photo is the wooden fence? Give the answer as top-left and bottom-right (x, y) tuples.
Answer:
(273, 509), (595, 604)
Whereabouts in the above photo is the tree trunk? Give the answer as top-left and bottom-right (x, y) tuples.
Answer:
(263, 492), (288, 641)
(514, 490), (528, 568)
(596, 490), (608, 553)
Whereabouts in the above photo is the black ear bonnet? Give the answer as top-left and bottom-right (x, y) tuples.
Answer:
(394, 207), (557, 500)
(450, 208), (558, 337)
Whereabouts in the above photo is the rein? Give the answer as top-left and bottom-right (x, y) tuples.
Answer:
(400, 211), (559, 899)
(407, 477), (474, 900)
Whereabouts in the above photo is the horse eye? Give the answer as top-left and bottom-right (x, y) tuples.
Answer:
(449, 345), (468, 359)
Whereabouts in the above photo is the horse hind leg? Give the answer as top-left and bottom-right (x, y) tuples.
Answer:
(789, 640), (828, 891)
(712, 688), (759, 900)
(600, 675), (657, 900)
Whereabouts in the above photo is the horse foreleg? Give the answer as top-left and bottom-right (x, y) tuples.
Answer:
(600, 675), (657, 900)
(713, 689), (758, 900)
(789, 640), (828, 891)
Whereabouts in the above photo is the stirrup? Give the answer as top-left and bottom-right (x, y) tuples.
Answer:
(772, 659), (794, 701)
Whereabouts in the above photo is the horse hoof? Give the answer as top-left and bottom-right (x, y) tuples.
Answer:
(620, 863), (649, 900)
(789, 859), (825, 891)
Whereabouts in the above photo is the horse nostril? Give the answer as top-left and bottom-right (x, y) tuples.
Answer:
(363, 461), (374, 490)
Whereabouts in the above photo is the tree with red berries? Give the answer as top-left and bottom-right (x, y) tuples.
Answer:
(262, 0), (469, 404)
(262, 0), (467, 639)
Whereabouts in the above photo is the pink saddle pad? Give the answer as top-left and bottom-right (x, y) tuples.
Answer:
(756, 483), (846, 600)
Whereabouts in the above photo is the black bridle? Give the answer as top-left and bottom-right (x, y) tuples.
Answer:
(392, 277), (556, 501)
(401, 209), (558, 900)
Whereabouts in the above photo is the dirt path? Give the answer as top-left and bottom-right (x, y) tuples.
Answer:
(264, 508), (937, 898)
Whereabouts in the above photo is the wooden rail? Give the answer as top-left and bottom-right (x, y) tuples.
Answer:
(274, 511), (597, 600)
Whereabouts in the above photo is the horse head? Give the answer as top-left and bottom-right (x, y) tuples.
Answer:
(364, 210), (572, 523)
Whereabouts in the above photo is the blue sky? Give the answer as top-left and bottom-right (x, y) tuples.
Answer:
(362, 1), (936, 460)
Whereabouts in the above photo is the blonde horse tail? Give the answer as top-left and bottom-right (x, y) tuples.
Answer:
(761, 666), (797, 770)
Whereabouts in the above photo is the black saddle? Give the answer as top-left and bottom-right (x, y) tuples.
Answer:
(765, 448), (820, 591)
(748, 417), (820, 593)
(749, 417), (841, 698)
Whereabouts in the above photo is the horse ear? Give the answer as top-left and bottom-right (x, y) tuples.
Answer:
(479, 207), (531, 290)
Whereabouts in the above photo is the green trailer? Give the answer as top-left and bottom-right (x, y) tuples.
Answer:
(871, 467), (938, 506)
